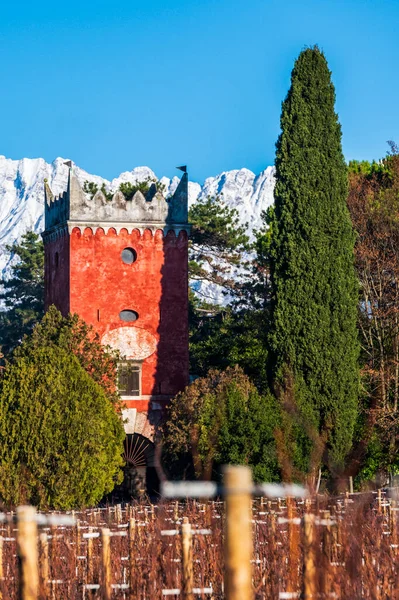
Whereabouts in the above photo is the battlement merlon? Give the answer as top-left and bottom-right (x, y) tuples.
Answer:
(43, 167), (190, 236)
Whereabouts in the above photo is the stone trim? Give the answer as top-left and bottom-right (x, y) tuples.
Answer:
(67, 222), (191, 236)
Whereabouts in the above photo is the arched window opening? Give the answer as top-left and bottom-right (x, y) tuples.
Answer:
(121, 247), (137, 264)
(119, 310), (138, 322)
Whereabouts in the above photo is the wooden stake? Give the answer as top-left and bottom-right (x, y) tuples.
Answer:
(101, 529), (111, 600)
(391, 502), (397, 545)
(0, 535), (3, 600)
(17, 505), (39, 600)
(76, 519), (81, 556)
(303, 514), (317, 600)
(181, 518), (193, 600)
(87, 527), (93, 583)
(39, 533), (49, 599)
(321, 510), (331, 596)
(287, 497), (300, 595)
(223, 465), (253, 600)
(174, 501), (179, 521)
(128, 518), (136, 598)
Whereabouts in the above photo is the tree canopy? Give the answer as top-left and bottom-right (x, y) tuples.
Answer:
(188, 195), (250, 300)
(348, 147), (399, 480)
(16, 306), (121, 404)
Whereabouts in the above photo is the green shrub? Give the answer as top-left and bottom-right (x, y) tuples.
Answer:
(0, 346), (125, 509)
(162, 366), (281, 482)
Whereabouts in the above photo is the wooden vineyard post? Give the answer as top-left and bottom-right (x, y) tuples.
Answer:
(128, 518), (136, 598)
(75, 519), (81, 579)
(181, 517), (193, 600)
(39, 533), (49, 599)
(223, 465), (253, 600)
(287, 496), (300, 595)
(321, 511), (331, 597)
(302, 514), (316, 600)
(391, 501), (397, 545)
(174, 501), (179, 521)
(0, 534), (3, 600)
(101, 529), (111, 600)
(87, 527), (93, 584)
(17, 505), (39, 600)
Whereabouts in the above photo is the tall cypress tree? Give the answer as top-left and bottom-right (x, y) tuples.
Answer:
(270, 47), (359, 474)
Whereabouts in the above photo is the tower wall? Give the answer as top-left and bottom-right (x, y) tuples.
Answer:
(44, 230), (70, 315)
(68, 225), (189, 411)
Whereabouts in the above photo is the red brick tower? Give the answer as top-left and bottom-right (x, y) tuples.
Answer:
(42, 166), (190, 492)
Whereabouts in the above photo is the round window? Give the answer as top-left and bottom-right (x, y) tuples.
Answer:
(119, 310), (139, 322)
(121, 247), (137, 264)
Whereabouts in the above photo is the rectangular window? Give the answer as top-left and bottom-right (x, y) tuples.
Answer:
(118, 363), (141, 397)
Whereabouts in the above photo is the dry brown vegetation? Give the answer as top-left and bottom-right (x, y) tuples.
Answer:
(2, 491), (399, 599)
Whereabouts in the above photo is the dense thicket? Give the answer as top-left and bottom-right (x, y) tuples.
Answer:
(347, 149), (399, 480)
(0, 344), (124, 509)
(269, 47), (359, 475)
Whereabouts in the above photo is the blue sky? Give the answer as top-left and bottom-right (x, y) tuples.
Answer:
(0, 0), (398, 183)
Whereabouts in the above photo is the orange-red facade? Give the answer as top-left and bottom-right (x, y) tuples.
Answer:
(45, 225), (189, 413)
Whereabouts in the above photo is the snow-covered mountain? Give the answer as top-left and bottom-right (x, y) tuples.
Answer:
(0, 156), (275, 289)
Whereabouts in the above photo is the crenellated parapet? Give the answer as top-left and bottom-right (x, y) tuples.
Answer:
(43, 166), (189, 241)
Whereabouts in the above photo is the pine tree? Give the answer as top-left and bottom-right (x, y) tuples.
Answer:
(269, 47), (359, 474)
(0, 231), (44, 357)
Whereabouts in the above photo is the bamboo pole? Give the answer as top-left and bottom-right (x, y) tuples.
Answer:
(17, 505), (39, 600)
(39, 533), (49, 599)
(181, 517), (193, 600)
(303, 514), (317, 600)
(101, 529), (112, 600)
(223, 465), (253, 600)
